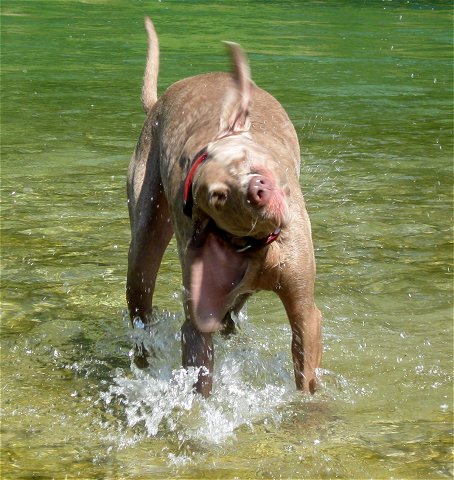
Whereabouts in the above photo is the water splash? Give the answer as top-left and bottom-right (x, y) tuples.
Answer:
(101, 309), (295, 449)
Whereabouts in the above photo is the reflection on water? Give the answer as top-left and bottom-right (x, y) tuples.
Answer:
(1, 0), (452, 479)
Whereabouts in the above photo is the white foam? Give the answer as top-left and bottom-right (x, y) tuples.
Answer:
(101, 309), (296, 448)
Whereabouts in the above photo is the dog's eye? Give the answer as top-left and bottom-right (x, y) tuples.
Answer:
(228, 166), (239, 177)
(208, 184), (229, 209)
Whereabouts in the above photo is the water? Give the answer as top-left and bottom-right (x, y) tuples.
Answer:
(1, 1), (452, 478)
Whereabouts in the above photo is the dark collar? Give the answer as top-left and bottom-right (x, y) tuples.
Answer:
(211, 221), (281, 253)
(183, 150), (281, 253)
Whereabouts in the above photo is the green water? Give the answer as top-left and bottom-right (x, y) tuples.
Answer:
(1, 1), (452, 479)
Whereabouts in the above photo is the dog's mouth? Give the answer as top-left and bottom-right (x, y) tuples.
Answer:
(186, 214), (281, 334)
(187, 219), (250, 333)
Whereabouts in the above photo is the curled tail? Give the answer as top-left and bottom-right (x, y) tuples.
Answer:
(141, 17), (159, 113)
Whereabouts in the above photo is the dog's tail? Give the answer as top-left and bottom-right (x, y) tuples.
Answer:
(141, 17), (159, 114)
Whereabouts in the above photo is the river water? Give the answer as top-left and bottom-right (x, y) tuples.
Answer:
(1, 1), (452, 479)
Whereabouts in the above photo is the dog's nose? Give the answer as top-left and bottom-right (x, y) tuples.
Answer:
(247, 175), (273, 207)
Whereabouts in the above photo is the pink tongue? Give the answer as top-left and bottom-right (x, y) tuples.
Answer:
(190, 233), (247, 332)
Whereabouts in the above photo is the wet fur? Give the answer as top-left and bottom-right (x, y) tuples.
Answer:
(127, 17), (322, 396)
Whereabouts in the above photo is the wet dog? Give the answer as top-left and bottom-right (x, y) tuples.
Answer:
(127, 17), (322, 396)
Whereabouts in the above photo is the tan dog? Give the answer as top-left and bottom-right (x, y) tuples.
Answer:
(127, 17), (322, 397)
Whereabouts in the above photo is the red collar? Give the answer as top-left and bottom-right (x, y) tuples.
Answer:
(232, 227), (281, 253)
(183, 151), (208, 218)
(183, 150), (281, 252)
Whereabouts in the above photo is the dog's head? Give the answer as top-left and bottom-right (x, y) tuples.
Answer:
(190, 42), (290, 241)
(192, 137), (289, 239)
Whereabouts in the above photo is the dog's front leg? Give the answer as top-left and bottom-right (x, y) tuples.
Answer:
(179, 234), (216, 398)
(291, 304), (322, 394)
(181, 320), (214, 397)
(279, 291), (322, 394)
(277, 240), (322, 394)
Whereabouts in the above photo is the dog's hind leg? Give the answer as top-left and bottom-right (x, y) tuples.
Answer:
(127, 146), (173, 365)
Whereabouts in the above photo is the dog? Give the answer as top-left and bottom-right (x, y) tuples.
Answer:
(126, 17), (322, 397)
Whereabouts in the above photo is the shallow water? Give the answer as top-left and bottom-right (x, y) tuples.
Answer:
(1, 1), (453, 479)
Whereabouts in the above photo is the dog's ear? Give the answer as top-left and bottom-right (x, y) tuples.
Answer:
(218, 42), (252, 136)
